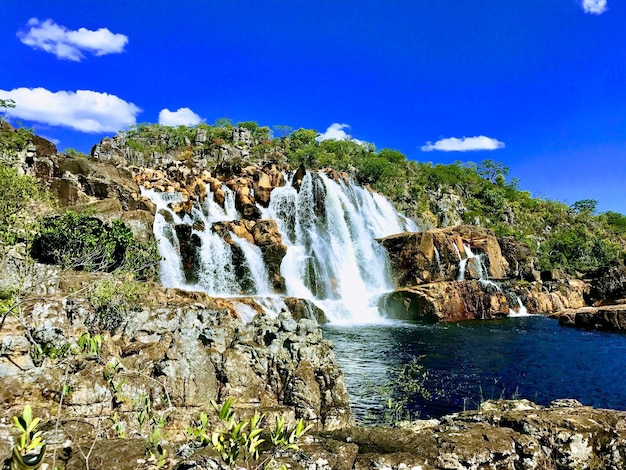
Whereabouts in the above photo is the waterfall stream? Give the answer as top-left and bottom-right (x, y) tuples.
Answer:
(143, 171), (417, 324)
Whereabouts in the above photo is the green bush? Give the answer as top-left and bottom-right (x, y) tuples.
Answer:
(0, 125), (33, 164)
(88, 272), (149, 331)
(0, 164), (44, 245)
(31, 211), (159, 279)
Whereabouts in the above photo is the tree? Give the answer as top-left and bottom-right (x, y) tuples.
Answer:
(571, 199), (598, 214)
(0, 165), (42, 244)
(477, 159), (510, 184)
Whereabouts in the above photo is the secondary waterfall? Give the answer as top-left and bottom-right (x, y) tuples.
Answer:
(143, 171), (417, 324)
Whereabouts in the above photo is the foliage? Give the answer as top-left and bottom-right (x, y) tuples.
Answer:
(87, 272), (149, 332)
(146, 427), (168, 468)
(571, 199), (598, 214)
(77, 332), (103, 356)
(0, 126), (33, 162)
(269, 416), (312, 451)
(103, 360), (126, 407)
(0, 164), (44, 245)
(31, 211), (159, 279)
(0, 287), (18, 317)
(12, 405), (47, 469)
(210, 398), (265, 466)
(365, 356), (431, 426)
(32, 341), (72, 365)
(186, 399), (312, 469)
(536, 224), (621, 273)
(0, 98), (16, 116)
(185, 411), (211, 447)
(237, 121), (271, 142)
(63, 147), (88, 158)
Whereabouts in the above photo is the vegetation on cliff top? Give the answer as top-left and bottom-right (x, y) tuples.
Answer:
(2, 116), (625, 277)
(111, 120), (626, 277)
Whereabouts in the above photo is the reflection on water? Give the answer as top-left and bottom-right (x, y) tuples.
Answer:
(322, 316), (626, 421)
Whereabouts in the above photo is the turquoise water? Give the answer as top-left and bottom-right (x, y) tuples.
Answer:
(322, 315), (626, 421)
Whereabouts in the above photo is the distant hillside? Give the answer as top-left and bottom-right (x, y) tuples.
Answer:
(88, 121), (626, 278)
(2, 118), (626, 278)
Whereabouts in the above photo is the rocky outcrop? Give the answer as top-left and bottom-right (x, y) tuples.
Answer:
(3, 397), (621, 469)
(378, 224), (592, 322)
(556, 304), (626, 331)
(325, 399), (626, 470)
(0, 286), (351, 437)
(498, 235), (539, 281)
(381, 281), (510, 322)
(378, 225), (510, 287)
(518, 279), (587, 314)
(585, 263), (626, 305)
(381, 278), (587, 323)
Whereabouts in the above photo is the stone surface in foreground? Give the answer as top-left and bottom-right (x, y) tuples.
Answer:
(3, 399), (623, 469)
(324, 399), (626, 470)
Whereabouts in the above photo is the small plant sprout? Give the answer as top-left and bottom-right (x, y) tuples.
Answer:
(270, 416), (312, 451)
(77, 332), (103, 356)
(210, 398), (265, 466)
(12, 405), (47, 469)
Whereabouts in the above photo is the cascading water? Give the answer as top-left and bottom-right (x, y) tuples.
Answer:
(453, 240), (530, 316)
(143, 171), (416, 324)
(262, 172), (415, 324)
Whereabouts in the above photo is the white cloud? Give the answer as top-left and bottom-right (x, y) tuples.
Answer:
(0, 87), (141, 133)
(316, 123), (366, 145)
(421, 136), (505, 152)
(18, 18), (128, 61)
(158, 108), (203, 126)
(582, 0), (608, 14)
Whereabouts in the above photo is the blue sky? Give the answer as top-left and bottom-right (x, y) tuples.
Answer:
(2, 0), (626, 213)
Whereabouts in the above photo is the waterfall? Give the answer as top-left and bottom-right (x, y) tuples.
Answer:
(141, 188), (187, 288)
(143, 171), (415, 325)
(451, 239), (532, 318)
(434, 246), (442, 272)
(263, 172), (410, 324)
(508, 295), (530, 317)
(230, 233), (271, 295)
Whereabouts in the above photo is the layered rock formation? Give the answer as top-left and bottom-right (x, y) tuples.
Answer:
(378, 225), (509, 286)
(3, 396), (623, 469)
(378, 225), (587, 322)
(326, 399), (626, 470)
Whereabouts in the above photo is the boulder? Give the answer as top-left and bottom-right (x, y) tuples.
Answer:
(556, 305), (626, 331)
(381, 280), (510, 322)
(252, 170), (273, 206)
(586, 263), (626, 304)
(510, 279), (587, 314)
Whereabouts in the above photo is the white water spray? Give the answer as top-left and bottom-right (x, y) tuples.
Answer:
(143, 171), (416, 325)
(263, 172), (411, 324)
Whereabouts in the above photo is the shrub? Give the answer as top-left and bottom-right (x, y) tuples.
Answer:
(0, 164), (44, 245)
(31, 211), (159, 279)
(0, 125), (33, 165)
(88, 272), (149, 331)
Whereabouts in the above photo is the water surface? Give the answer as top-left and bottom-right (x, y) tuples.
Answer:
(322, 315), (626, 421)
